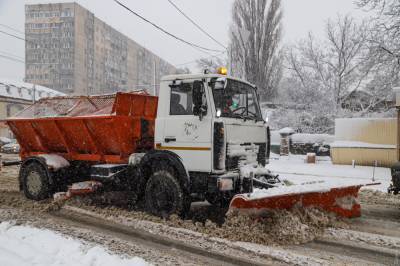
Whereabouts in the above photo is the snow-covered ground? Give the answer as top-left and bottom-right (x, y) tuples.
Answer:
(267, 153), (391, 192)
(0, 222), (149, 266)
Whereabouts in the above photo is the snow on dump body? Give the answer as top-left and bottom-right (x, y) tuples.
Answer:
(11, 90), (150, 119)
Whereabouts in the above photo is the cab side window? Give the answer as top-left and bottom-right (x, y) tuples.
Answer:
(170, 83), (194, 115)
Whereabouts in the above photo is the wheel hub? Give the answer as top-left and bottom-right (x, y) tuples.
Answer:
(26, 171), (42, 196)
(153, 183), (173, 212)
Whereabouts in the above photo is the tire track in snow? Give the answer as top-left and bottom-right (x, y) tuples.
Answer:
(50, 208), (278, 266)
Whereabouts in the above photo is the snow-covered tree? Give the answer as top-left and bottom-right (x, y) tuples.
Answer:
(358, 0), (400, 64)
(277, 13), (398, 133)
(229, 0), (283, 101)
(175, 67), (191, 74)
(285, 15), (371, 112)
(196, 57), (226, 73)
(357, 0), (400, 107)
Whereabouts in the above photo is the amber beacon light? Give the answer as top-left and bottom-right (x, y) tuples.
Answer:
(216, 67), (228, 75)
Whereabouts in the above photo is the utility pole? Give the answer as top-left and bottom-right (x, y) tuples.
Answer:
(32, 84), (36, 104)
(153, 58), (157, 96)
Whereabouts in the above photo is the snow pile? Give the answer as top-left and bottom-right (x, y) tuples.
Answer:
(291, 133), (334, 144)
(278, 127), (294, 135)
(0, 221), (149, 266)
(199, 206), (344, 246)
(240, 164), (272, 178)
(66, 192), (345, 247)
(358, 189), (400, 206)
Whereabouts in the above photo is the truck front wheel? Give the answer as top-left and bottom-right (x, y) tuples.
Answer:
(145, 170), (189, 218)
(21, 162), (51, 200)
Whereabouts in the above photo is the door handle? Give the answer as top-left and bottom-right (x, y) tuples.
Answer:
(164, 137), (176, 143)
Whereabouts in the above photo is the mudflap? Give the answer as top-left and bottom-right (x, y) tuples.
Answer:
(229, 184), (366, 218)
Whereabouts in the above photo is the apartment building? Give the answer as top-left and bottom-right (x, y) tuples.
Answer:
(25, 2), (177, 95)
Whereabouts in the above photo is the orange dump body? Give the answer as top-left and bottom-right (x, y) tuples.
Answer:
(6, 91), (158, 164)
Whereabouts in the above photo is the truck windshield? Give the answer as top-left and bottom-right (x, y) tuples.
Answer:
(211, 78), (262, 121)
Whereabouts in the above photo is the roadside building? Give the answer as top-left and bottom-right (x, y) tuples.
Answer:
(330, 118), (397, 167)
(0, 79), (64, 137)
(25, 2), (177, 95)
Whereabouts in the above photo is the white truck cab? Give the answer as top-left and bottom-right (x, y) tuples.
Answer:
(153, 71), (271, 207)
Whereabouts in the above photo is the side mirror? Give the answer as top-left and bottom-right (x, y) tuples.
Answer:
(192, 81), (207, 119)
(263, 109), (269, 123)
(193, 81), (203, 107)
(214, 77), (227, 90)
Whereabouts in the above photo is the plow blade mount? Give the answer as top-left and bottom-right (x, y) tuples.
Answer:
(229, 184), (369, 218)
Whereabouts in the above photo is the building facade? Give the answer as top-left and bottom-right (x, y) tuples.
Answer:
(0, 79), (64, 137)
(330, 118), (397, 167)
(25, 3), (177, 95)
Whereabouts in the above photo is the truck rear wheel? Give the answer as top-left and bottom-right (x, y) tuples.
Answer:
(145, 170), (189, 218)
(21, 162), (51, 200)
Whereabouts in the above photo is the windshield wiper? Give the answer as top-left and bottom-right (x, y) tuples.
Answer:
(231, 113), (256, 121)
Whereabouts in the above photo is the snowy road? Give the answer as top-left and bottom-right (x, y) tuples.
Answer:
(0, 222), (148, 266)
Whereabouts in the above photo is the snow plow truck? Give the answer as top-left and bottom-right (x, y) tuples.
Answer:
(6, 68), (366, 218)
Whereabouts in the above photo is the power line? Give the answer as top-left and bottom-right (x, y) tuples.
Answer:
(0, 54), (24, 64)
(0, 29), (36, 46)
(167, 0), (227, 50)
(113, 0), (224, 53)
(0, 23), (24, 35)
(176, 51), (226, 67)
(0, 50), (24, 60)
(0, 29), (25, 41)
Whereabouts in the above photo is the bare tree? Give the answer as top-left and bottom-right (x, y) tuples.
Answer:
(229, 0), (283, 101)
(196, 57), (226, 73)
(357, 0), (400, 109)
(358, 0), (400, 64)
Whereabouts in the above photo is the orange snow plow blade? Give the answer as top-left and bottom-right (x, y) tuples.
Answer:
(229, 183), (380, 218)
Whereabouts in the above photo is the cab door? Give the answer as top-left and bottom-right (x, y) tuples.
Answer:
(160, 80), (212, 172)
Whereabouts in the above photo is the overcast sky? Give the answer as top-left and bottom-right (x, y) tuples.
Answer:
(0, 0), (366, 81)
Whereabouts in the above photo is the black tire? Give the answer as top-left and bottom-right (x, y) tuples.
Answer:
(205, 193), (220, 206)
(145, 169), (189, 218)
(21, 162), (51, 200)
(205, 192), (231, 207)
